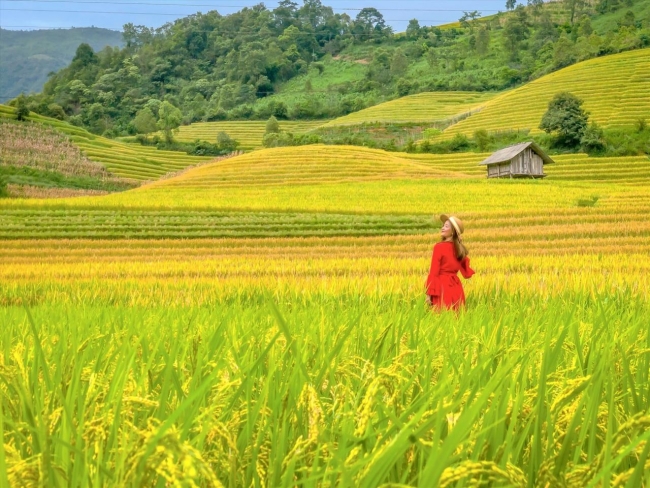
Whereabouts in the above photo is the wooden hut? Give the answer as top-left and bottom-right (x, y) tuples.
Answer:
(479, 141), (554, 179)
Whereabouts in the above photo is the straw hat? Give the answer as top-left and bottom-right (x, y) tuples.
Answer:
(440, 214), (464, 236)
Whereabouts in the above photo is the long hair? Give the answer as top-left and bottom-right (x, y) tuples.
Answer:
(446, 227), (468, 261)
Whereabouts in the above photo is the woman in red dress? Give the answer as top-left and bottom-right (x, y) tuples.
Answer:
(425, 214), (475, 310)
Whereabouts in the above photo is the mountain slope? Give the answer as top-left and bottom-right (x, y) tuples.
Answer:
(0, 105), (212, 180)
(439, 48), (650, 138)
(0, 27), (123, 102)
(324, 91), (499, 126)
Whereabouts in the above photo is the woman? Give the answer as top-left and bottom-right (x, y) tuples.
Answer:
(425, 214), (475, 310)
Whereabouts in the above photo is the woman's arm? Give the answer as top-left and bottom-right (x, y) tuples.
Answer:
(459, 257), (475, 279)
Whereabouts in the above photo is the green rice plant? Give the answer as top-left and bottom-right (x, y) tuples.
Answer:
(0, 292), (648, 486)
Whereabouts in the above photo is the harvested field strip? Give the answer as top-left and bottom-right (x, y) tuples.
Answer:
(2, 205), (650, 240)
(324, 91), (498, 125)
(176, 120), (325, 150)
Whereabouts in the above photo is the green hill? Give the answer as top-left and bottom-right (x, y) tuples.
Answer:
(14, 0), (650, 137)
(0, 27), (124, 103)
(438, 48), (650, 138)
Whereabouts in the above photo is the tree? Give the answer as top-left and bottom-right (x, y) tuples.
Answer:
(506, 0), (517, 10)
(406, 19), (421, 40)
(354, 8), (389, 42)
(619, 10), (636, 29)
(71, 43), (97, 68)
(14, 94), (30, 121)
(553, 32), (577, 68)
(565, 0), (587, 25)
(266, 115), (281, 134)
(459, 11), (481, 33)
(475, 27), (491, 56)
(390, 49), (409, 77)
(133, 107), (158, 139)
(539, 92), (589, 147)
(157, 101), (182, 143)
(502, 5), (531, 59)
(528, 0), (544, 16)
(425, 48), (438, 68)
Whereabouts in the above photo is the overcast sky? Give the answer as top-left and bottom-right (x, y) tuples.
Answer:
(0, 0), (508, 32)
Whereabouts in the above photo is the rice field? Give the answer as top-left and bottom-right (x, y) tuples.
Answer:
(0, 105), (213, 180)
(437, 48), (650, 139)
(175, 120), (326, 150)
(2, 143), (650, 485)
(324, 91), (498, 126)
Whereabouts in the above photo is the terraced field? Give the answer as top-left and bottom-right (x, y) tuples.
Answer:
(324, 91), (498, 126)
(3, 142), (650, 485)
(0, 105), (212, 180)
(175, 120), (325, 150)
(438, 48), (650, 139)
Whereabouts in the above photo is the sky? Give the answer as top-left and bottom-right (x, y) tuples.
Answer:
(0, 0), (508, 32)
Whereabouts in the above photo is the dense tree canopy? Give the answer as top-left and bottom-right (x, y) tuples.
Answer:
(14, 0), (650, 136)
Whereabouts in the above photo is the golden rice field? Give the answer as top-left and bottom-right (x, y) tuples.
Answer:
(0, 105), (212, 180)
(437, 48), (650, 139)
(2, 143), (650, 485)
(175, 120), (325, 150)
(323, 91), (498, 126)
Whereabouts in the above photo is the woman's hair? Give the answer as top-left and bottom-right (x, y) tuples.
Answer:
(442, 227), (468, 260)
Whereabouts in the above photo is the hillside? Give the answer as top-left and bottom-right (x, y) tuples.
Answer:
(175, 120), (326, 151)
(0, 105), (213, 180)
(438, 48), (650, 139)
(14, 0), (650, 136)
(0, 27), (123, 102)
(3, 143), (647, 214)
(324, 92), (499, 126)
(0, 118), (135, 197)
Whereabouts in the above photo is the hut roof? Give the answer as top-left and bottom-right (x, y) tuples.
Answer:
(479, 141), (555, 166)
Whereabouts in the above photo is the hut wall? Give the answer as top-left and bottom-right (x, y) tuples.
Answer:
(507, 148), (544, 175)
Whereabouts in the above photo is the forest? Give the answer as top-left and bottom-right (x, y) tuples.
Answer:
(12, 0), (650, 137)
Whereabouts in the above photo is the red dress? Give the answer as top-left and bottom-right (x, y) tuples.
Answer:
(425, 241), (475, 310)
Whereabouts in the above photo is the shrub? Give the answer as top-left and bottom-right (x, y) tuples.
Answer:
(216, 132), (239, 153)
(266, 116), (280, 134)
(581, 122), (606, 153)
(473, 129), (490, 151)
(576, 196), (599, 207)
(0, 174), (8, 198)
(311, 62), (325, 75)
(262, 131), (322, 148)
(635, 118), (647, 132)
(448, 133), (471, 151)
(14, 94), (30, 121)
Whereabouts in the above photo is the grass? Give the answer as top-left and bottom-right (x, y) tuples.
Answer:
(437, 49), (650, 140)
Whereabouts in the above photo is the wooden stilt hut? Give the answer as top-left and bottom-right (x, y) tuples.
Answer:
(479, 141), (554, 179)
